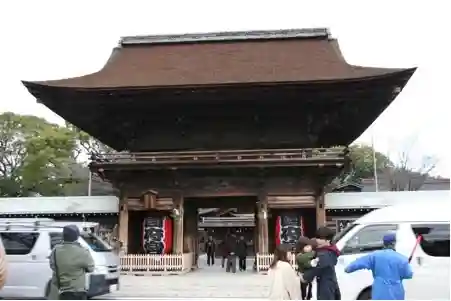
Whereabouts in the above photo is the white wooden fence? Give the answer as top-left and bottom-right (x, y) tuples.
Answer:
(256, 253), (297, 272)
(120, 253), (193, 275)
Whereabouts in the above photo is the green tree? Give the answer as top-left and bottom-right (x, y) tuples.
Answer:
(348, 144), (394, 181)
(61, 161), (116, 196)
(333, 144), (394, 186)
(0, 112), (80, 196)
(65, 122), (116, 195)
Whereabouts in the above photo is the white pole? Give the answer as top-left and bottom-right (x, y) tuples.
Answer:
(88, 170), (92, 196)
(371, 133), (379, 192)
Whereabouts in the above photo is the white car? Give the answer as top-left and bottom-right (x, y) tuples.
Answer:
(0, 218), (120, 299)
(326, 201), (450, 300)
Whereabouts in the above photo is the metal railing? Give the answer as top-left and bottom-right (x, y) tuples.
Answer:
(91, 147), (347, 166)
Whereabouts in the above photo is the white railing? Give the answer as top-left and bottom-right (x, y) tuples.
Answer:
(120, 253), (194, 275)
(256, 253), (297, 272)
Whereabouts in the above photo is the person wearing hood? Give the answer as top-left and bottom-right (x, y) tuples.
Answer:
(300, 227), (341, 300)
(49, 225), (95, 300)
(344, 232), (413, 300)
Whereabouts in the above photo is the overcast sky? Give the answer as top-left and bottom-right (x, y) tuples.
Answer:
(0, 1), (449, 177)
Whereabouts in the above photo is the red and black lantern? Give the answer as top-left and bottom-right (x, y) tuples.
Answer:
(142, 216), (173, 254)
(275, 213), (305, 247)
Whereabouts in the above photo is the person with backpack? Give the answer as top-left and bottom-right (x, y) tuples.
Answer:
(50, 225), (95, 300)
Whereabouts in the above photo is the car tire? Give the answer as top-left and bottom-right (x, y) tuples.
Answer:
(357, 288), (372, 300)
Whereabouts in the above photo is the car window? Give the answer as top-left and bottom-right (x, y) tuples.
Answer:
(81, 233), (112, 252)
(332, 222), (358, 245)
(49, 232), (63, 249)
(342, 224), (398, 255)
(0, 232), (40, 255)
(411, 223), (450, 257)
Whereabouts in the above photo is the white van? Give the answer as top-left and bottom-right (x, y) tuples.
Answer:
(329, 202), (450, 300)
(0, 218), (120, 299)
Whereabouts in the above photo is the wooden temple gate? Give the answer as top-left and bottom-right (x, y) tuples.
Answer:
(22, 28), (415, 273)
(93, 147), (348, 272)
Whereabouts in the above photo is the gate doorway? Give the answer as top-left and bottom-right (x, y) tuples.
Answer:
(188, 196), (258, 273)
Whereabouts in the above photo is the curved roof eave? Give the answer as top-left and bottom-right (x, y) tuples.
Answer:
(22, 67), (416, 95)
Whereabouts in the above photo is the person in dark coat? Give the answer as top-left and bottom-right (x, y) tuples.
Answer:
(301, 227), (341, 300)
(218, 239), (227, 268)
(236, 236), (247, 271)
(225, 234), (237, 273)
(205, 236), (216, 266)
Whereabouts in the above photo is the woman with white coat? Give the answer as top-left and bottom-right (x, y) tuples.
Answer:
(0, 239), (7, 290)
(268, 245), (301, 300)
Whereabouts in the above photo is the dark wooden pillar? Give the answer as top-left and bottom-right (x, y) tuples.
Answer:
(316, 192), (326, 228)
(257, 195), (269, 254)
(118, 193), (129, 253)
(253, 208), (259, 256)
(172, 193), (184, 254)
(183, 203), (197, 259)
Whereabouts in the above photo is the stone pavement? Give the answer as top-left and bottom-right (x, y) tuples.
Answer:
(98, 255), (270, 299)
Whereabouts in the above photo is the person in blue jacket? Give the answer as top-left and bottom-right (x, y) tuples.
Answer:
(345, 232), (413, 300)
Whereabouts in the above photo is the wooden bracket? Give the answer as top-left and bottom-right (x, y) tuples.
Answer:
(141, 189), (158, 210)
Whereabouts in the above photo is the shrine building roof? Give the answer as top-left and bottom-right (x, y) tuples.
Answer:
(20, 28), (416, 151)
(22, 28), (414, 90)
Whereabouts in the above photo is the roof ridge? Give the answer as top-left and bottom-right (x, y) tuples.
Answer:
(119, 28), (331, 46)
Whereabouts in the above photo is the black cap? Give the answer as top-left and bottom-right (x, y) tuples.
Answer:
(315, 226), (335, 241)
(63, 225), (80, 242)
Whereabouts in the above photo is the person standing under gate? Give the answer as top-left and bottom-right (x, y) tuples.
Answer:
(218, 239), (227, 268)
(205, 236), (216, 266)
(226, 234), (237, 273)
(236, 235), (248, 271)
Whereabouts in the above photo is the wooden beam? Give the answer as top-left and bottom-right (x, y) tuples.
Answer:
(142, 190), (158, 210)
